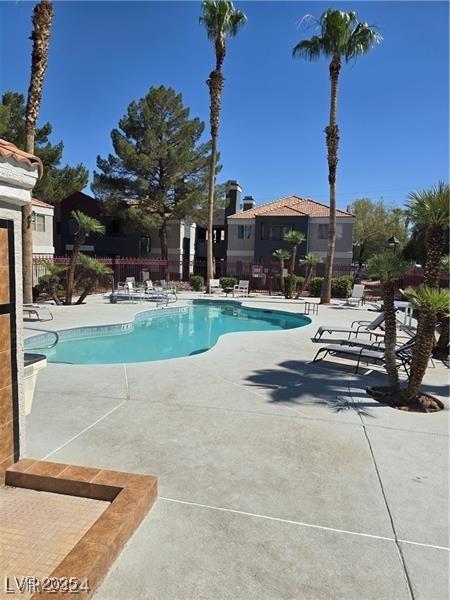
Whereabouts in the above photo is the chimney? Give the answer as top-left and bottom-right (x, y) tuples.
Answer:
(225, 180), (242, 217)
(242, 196), (256, 211)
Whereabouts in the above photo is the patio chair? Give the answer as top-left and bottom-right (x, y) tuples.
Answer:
(23, 304), (53, 322)
(313, 312), (387, 341)
(345, 284), (365, 306)
(123, 281), (145, 303)
(233, 280), (249, 297)
(208, 279), (223, 294)
(312, 338), (415, 374)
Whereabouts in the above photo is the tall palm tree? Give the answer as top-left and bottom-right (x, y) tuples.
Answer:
(22, 0), (54, 304)
(65, 210), (105, 305)
(297, 252), (322, 296)
(199, 0), (246, 290)
(293, 10), (381, 304)
(284, 230), (305, 274)
(403, 286), (450, 399)
(367, 253), (411, 393)
(407, 181), (449, 288)
(273, 248), (291, 294)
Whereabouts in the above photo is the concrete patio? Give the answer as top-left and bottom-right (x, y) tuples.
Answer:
(24, 294), (449, 600)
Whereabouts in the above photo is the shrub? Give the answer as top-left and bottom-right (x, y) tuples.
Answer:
(220, 277), (237, 289)
(34, 261), (66, 304)
(189, 275), (204, 291)
(284, 274), (304, 299)
(308, 277), (324, 297)
(331, 275), (353, 298)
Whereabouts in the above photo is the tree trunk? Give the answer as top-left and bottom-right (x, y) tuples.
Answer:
(279, 259), (285, 295)
(22, 129), (35, 304)
(22, 0), (54, 304)
(321, 54), (341, 304)
(408, 308), (437, 399)
(289, 245), (297, 275)
(424, 225), (443, 288)
(434, 316), (449, 359)
(65, 233), (84, 305)
(206, 62), (224, 292)
(381, 281), (401, 392)
(159, 223), (169, 281)
(75, 283), (93, 305)
(297, 265), (312, 298)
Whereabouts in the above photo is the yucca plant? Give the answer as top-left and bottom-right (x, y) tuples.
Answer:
(74, 254), (113, 305)
(199, 0), (247, 285)
(403, 286), (450, 399)
(22, 0), (54, 304)
(273, 248), (291, 294)
(367, 253), (412, 392)
(293, 10), (381, 303)
(65, 210), (105, 304)
(284, 230), (305, 274)
(407, 181), (449, 287)
(297, 252), (323, 296)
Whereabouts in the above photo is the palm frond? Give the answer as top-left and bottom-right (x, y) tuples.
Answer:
(292, 37), (322, 60)
(71, 210), (105, 235)
(367, 252), (412, 283)
(403, 285), (450, 315)
(199, 0), (246, 40)
(407, 181), (450, 228)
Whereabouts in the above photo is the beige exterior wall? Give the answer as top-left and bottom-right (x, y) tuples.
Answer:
(307, 217), (354, 263)
(226, 220), (255, 260)
(32, 205), (54, 255)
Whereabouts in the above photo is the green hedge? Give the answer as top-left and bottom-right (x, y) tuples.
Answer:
(189, 275), (204, 291)
(220, 277), (237, 289)
(331, 275), (353, 298)
(308, 277), (324, 297)
(284, 274), (305, 299)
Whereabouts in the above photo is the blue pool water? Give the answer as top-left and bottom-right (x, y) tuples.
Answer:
(37, 302), (310, 365)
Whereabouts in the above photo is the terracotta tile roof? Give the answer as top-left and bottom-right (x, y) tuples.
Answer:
(228, 195), (353, 219)
(0, 139), (43, 177)
(32, 198), (53, 209)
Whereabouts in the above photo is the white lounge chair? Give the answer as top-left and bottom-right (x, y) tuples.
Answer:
(208, 279), (222, 294)
(23, 304), (53, 322)
(345, 284), (365, 306)
(233, 280), (249, 297)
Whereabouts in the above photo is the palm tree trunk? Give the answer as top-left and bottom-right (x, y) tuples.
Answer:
(65, 233), (84, 305)
(22, 0), (54, 304)
(321, 54), (341, 304)
(206, 66), (224, 291)
(408, 308), (437, 399)
(279, 259), (285, 295)
(289, 246), (297, 275)
(424, 225), (443, 287)
(434, 316), (449, 359)
(297, 265), (312, 298)
(382, 281), (401, 392)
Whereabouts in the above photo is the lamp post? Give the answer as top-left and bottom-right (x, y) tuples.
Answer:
(386, 236), (400, 253)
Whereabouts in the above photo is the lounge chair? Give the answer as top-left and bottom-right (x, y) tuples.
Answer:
(233, 280), (249, 297)
(313, 338), (415, 374)
(208, 279), (222, 294)
(313, 313), (386, 341)
(345, 284), (365, 306)
(145, 280), (177, 304)
(23, 304), (53, 322)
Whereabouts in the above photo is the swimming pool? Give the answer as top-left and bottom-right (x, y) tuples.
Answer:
(26, 301), (310, 365)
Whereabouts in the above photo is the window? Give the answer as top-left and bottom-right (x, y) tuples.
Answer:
(237, 225), (252, 240)
(32, 214), (45, 232)
(260, 224), (293, 241)
(318, 223), (344, 240)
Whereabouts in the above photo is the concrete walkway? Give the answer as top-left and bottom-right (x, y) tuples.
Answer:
(25, 295), (449, 599)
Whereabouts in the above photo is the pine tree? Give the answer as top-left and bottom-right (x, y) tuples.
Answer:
(92, 86), (212, 276)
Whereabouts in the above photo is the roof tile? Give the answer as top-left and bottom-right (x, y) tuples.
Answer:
(228, 195), (352, 219)
(0, 139), (43, 177)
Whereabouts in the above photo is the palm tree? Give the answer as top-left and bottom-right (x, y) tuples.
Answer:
(403, 286), (450, 399)
(407, 181), (449, 287)
(199, 0), (246, 290)
(273, 248), (291, 294)
(22, 0), (54, 304)
(65, 210), (105, 305)
(74, 254), (113, 305)
(297, 252), (322, 297)
(293, 10), (381, 304)
(284, 230), (305, 274)
(367, 253), (411, 393)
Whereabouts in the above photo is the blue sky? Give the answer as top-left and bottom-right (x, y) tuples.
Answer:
(1, 1), (448, 210)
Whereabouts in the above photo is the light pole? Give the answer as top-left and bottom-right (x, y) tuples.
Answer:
(386, 236), (400, 253)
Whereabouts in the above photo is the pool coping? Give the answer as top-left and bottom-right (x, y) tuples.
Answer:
(24, 299), (312, 364)
(4, 459), (158, 598)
